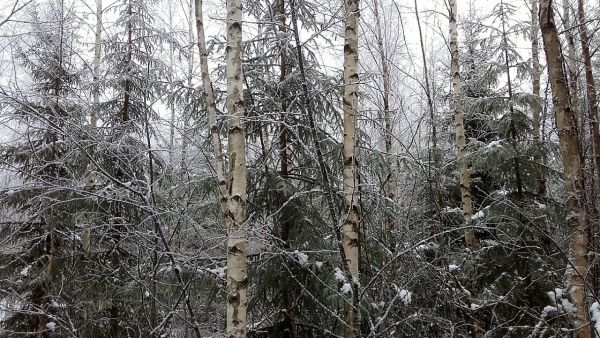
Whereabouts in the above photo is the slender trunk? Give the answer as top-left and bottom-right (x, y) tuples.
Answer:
(277, 1), (295, 336)
(373, 0), (396, 231)
(195, 0), (227, 210)
(414, 0), (441, 213)
(449, 0), (475, 251)
(82, 0), (102, 254)
(91, 0), (101, 132)
(500, 0), (524, 195)
(563, 0), (580, 130)
(279, 0), (292, 183)
(342, 0), (360, 336)
(225, 0), (247, 336)
(289, 5), (351, 337)
(577, 0), (600, 300)
(449, 4), (482, 337)
(181, 0), (195, 177)
(577, 0), (600, 180)
(168, 1), (176, 166)
(531, 0), (546, 196)
(123, 0), (132, 123)
(539, 1), (589, 336)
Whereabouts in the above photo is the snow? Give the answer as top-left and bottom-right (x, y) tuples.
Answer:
(20, 266), (30, 277)
(546, 288), (575, 314)
(560, 298), (576, 314)
(416, 242), (439, 252)
(208, 266), (226, 278)
(471, 210), (485, 221)
(547, 288), (563, 303)
(334, 268), (346, 282)
(448, 264), (459, 272)
(340, 283), (352, 294)
(542, 305), (557, 315)
(399, 289), (412, 305)
(315, 261), (324, 269)
(144, 290), (150, 297)
(590, 302), (600, 335)
(495, 189), (509, 196)
(534, 201), (546, 209)
(46, 322), (56, 331)
(443, 207), (462, 214)
(486, 140), (502, 149)
(293, 250), (309, 266)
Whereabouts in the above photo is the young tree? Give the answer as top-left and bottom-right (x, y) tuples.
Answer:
(449, 0), (475, 250)
(539, 0), (589, 336)
(224, 0), (248, 336)
(195, 0), (227, 214)
(531, 0), (545, 196)
(0, 1), (83, 335)
(341, 0), (360, 336)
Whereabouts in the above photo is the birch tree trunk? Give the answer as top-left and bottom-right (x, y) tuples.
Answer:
(195, 0), (227, 211)
(224, 0), (247, 336)
(449, 0), (475, 251)
(82, 0), (102, 254)
(531, 0), (546, 196)
(449, 4), (482, 337)
(539, 1), (589, 336)
(342, 0), (360, 336)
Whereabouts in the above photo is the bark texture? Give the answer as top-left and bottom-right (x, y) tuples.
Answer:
(539, 1), (589, 336)
(342, 0), (360, 336)
(563, 0), (580, 131)
(224, 0), (248, 336)
(195, 0), (227, 212)
(449, 0), (476, 251)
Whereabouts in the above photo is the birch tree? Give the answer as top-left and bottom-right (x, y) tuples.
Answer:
(449, 0), (475, 250)
(195, 0), (227, 212)
(342, 0), (360, 336)
(224, 0), (248, 335)
(539, 1), (589, 336)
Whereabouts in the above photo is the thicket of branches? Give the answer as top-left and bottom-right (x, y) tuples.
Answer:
(0, 0), (600, 337)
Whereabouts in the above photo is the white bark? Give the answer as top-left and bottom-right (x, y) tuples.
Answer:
(224, 0), (247, 336)
(449, 0), (475, 249)
(342, 0), (360, 336)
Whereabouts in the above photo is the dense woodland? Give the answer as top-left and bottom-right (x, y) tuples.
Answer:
(1, 0), (600, 336)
